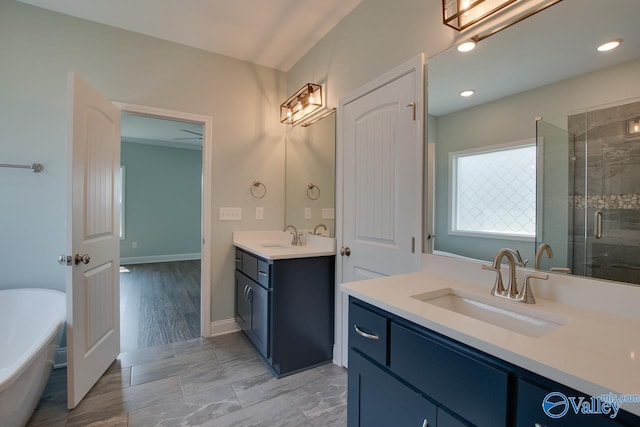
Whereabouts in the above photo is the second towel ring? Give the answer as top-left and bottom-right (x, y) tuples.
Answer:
(250, 181), (267, 199)
(306, 183), (320, 200)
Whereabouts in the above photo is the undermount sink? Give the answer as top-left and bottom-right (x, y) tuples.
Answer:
(411, 288), (570, 338)
(258, 242), (292, 249)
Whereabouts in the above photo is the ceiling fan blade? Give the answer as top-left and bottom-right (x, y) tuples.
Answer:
(180, 129), (203, 136)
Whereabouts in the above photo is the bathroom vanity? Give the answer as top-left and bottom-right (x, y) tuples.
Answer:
(342, 272), (640, 427)
(233, 231), (335, 377)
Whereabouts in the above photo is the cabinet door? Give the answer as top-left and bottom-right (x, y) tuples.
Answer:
(234, 272), (250, 332)
(248, 281), (269, 358)
(348, 350), (436, 427)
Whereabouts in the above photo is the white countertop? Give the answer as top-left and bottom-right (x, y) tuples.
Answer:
(233, 230), (336, 260)
(341, 271), (640, 417)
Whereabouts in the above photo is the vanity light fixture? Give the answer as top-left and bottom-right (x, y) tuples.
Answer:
(457, 40), (477, 52)
(280, 83), (323, 125)
(460, 89), (475, 97)
(443, 0), (563, 41)
(597, 39), (622, 52)
(626, 117), (640, 136)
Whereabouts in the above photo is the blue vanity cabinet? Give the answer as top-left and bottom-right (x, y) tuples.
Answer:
(234, 269), (270, 359)
(348, 350), (437, 427)
(347, 297), (640, 427)
(234, 247), (335, 377)
(390, 322), (510, 426)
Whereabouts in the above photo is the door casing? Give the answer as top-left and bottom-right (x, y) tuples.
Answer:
(114, 102), (213, 338)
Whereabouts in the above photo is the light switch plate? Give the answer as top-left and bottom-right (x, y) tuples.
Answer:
(256, 207), (264, 220)
(219, 207), (242, 221)
(322, 208), (335, 220)
(304, 207), (312, 219)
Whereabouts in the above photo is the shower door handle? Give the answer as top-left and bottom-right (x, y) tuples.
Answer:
(594, 210), (603, 239)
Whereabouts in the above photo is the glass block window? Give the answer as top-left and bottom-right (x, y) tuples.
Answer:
(450, 141), (536, 239)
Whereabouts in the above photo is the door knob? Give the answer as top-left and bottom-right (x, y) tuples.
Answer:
(74, 254), (91, 265)
(340, 246), (351, 256)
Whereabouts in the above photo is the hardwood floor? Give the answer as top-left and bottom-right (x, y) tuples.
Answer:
(120, 260), (201, 353)
(27, 333), (347, 426)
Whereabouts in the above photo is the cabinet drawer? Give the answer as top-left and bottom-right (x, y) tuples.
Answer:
(242, 251), (258, 280)
(349, 300), (389, 366)
(257, 259), (270, 287)
(235, 248), (243, 271)
(390, 322), (509, 427)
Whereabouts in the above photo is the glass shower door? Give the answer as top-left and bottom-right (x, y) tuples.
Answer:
(536, 118), (573, 272)
(574, 100), (640, 284)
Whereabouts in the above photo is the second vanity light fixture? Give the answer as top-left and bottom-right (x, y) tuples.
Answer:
(280, 83), (323, 125)
(443, 0), (563, 41)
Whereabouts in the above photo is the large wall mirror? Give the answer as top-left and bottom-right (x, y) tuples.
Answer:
(285, 111), (336, 237)
(427, 0), (640, 286)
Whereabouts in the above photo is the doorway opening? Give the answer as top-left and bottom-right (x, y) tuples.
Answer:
(116, 103), (213, 352)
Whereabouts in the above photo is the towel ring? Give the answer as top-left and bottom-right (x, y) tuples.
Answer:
(250, 181), (267, 199)
(306, 183), (320, 200)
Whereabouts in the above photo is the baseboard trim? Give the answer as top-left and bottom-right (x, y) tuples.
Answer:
(54, 347), (67, 369)
(209, 319), (241, 337)
(121, 253), (201, 265)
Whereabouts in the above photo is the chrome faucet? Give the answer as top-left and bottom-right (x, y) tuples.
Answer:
(313, 224), (328, 235)
(482, 248), (548, 304)
(535, 243), (553, 269)
(283, 225), (298, 245)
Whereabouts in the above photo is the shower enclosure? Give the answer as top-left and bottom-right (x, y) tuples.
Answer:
(537, 99), (640, 285)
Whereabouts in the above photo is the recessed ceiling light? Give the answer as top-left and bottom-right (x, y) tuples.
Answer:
(460, 90), (475, 97)
(597, 39), (622, 52)
(457, 41), (476, 53)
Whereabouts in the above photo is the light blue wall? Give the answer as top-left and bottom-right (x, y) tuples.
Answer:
(0, 1), (285, 321)
(120, 142), (202, 260)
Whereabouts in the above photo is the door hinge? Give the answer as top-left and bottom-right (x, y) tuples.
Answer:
(406, 102), (416, 121)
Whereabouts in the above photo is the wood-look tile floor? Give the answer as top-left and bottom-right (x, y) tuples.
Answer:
(120, 260), (201, 353)
(28, 332), (347, 426)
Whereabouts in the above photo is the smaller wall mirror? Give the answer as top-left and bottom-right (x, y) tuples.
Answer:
(285, 111), (336, 236)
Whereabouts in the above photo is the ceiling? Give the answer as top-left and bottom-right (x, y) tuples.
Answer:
(121, 114), (203, 150)
(16, 0), (363, 71)
(428, 0), (640, 116)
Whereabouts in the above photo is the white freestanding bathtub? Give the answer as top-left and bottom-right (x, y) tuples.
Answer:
(0, 289), (66, 427)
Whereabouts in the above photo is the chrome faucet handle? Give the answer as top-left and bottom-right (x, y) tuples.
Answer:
(517, 272), (549, 304)
(482, 264), (505, 296)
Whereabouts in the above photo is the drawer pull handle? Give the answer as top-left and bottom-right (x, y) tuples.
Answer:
(258, 271), (268, 277)
(354, 325), (379, 340)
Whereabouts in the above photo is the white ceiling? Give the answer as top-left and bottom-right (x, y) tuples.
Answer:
(428, 0), (640, 116)
(16, 0), (363, 71)
(121, 114), (203, 150)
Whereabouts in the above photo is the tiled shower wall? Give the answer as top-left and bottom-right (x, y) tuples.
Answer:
(569, 100), (640, 284)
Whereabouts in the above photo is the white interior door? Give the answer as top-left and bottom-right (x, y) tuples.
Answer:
(65, 73), (121, 408)
(337, 55), (424, 365)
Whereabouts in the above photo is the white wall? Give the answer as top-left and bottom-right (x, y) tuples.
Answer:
(287, 0), (455, 111)
(0, 1), (286, 322)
